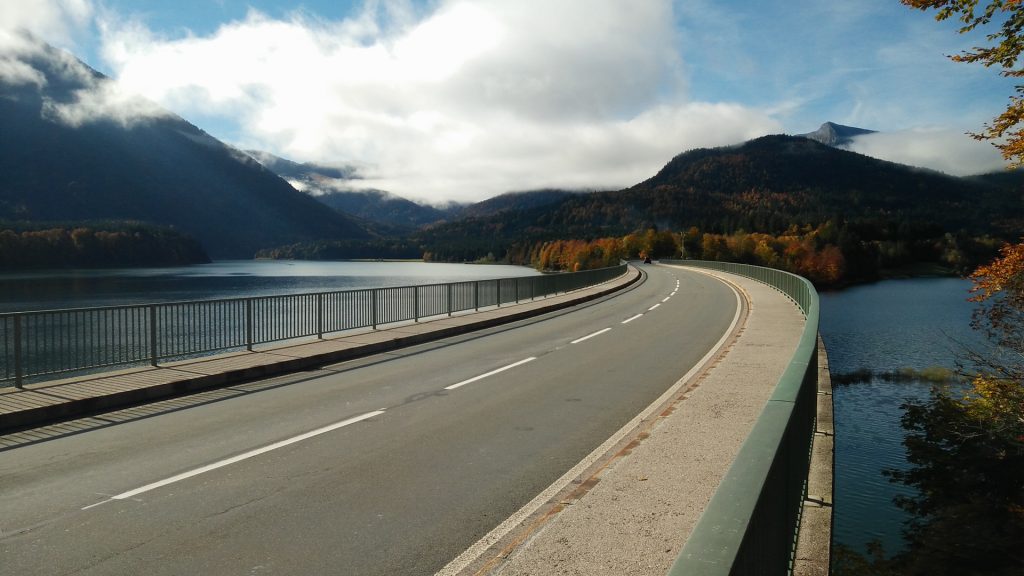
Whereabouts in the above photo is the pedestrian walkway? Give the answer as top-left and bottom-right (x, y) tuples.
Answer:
(442, 267), (810, 576)
(0, 268), (640, 433)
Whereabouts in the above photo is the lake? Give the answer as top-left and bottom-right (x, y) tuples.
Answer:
(819, 277), (986, 557)
(0, 260), (541, 313)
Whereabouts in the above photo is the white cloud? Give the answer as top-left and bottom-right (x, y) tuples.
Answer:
(1, 1), (170, 128)
(40, 77), (169, 128)
(0, 0), (92, 51)
(0, 52), (47, 87)
(847, 129), (1007, 176)
(17, 0), (998, 202)
(92, 0), (779, 202)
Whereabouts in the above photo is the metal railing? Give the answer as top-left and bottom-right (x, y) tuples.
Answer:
(662, 260), (820, 576)
(1, 264), (627, 388)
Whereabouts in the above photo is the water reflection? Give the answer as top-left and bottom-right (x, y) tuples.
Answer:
(0, 260), (540, 312)
(820, 277), (985, 556)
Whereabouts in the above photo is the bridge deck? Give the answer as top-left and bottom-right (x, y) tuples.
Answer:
(1, 265), (832, 575)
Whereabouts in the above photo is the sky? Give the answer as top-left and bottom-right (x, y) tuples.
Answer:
(0, 0), (1015, 203)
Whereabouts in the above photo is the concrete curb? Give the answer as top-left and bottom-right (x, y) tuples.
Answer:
(0, 268), (641, 433)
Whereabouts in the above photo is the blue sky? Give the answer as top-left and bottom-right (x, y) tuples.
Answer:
(1, 0), (1014, 202)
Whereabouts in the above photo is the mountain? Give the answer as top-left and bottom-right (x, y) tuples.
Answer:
(630, 135), (1016, 233)
(455, 189), (584, 219)
(0, 36), (372, 258)
(416, 135), (1021, 260)
(245, 151), (358, 182)
(246, 149), (588, 231)
(246, 150), (449, 230)
(313, 190), (449, 230)
(966, 168), (1024, 191)
(798, 121), (876, 147)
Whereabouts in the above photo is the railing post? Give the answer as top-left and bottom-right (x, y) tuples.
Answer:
(496, 280), (501, 308)
(474, 281), (479, 311)
(149, 305), (158, 366)
(245, 299), (253, 351)
(515, 279), (519, 303)
(317, 293), (324, 339)
(447, 284), (453, 317)
(414, 286), (420, 322)
(372, 290), (378, 329)
(13, 315), (23, 389)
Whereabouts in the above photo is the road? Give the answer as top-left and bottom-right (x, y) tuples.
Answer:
(0, 265), (738, 576)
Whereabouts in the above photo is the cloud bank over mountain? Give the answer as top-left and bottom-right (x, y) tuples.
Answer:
(1, 0), (1012, 201)
(2, 1), (784, 202)
(847, 129), (1006, 177)
(2, 41), (166, 129)
(91, 0), (788, 202)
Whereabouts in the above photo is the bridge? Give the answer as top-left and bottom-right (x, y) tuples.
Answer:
(0, 261), (832, 575)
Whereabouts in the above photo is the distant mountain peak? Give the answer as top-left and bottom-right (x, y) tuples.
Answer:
(798, 122), (876, 147)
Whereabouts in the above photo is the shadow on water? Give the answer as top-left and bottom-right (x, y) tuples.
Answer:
(820, 277), (986, 557)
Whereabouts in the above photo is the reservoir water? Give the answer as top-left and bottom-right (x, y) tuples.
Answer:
(0, 260), (541, 313)
(819, 277), (985, 556)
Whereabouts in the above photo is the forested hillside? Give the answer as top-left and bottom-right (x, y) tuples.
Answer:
(416, 135), (1021, 284)
(0, 37), (373, 260)
(0, 222), (209, 268)
(313, 191), (448, 231)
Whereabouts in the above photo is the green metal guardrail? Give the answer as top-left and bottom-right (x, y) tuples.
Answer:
(661, 260), (820, 576)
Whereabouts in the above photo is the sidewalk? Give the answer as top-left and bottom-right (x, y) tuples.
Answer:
(0, 268), (640, 433)
(443, 268), (810, 576)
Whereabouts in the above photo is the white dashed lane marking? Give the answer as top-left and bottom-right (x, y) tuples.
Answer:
(445, 357), (538, 390)
(84, 409), (387, 509)
(571, 327), (612, 344)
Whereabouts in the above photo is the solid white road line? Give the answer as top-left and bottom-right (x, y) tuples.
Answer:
(445, 357), (538, 390)
(648, 303), (661, 311)
(621, 314), (643, 324)
(90, 410), (386, 507)
(570, 327), (612, 344)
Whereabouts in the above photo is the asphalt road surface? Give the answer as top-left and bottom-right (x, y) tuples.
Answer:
(0, 265), (738, 576)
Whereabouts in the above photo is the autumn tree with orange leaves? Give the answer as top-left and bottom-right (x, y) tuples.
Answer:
(964, 240), (1024, 440)
(899, 0), (1024, 451)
